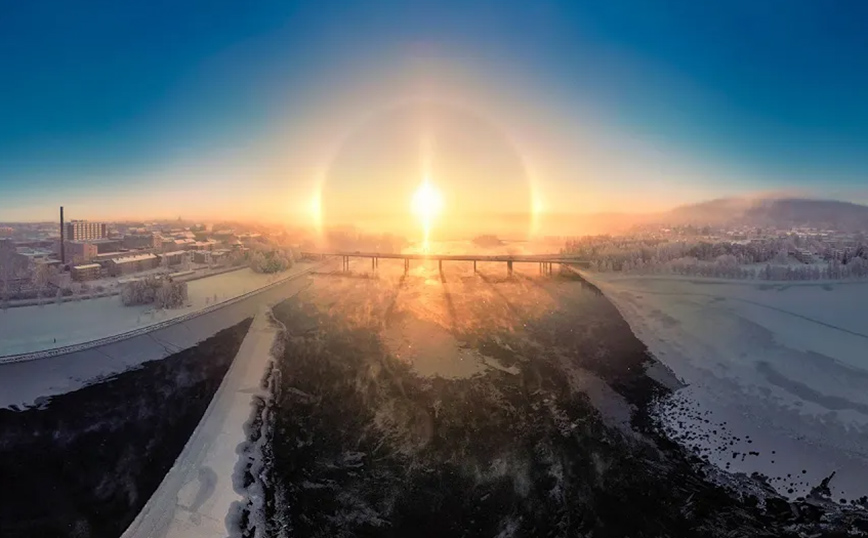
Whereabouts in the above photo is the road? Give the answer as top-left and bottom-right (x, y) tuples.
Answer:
(0, 263), (324, 364)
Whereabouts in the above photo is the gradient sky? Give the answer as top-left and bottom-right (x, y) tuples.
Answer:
(3, 1), (868, 223)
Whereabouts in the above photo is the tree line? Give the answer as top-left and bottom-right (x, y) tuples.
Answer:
(562, 236), (868, 281)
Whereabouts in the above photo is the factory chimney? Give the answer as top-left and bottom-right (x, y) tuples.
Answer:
(60, 206), (65, 265)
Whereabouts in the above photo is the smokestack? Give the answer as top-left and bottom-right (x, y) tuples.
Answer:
(60, 206), (65, 265)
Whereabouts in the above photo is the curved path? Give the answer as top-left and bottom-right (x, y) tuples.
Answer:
(0, 264), (324, 365)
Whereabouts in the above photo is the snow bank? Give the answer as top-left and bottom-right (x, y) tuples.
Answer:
(587, 272), (868, 502)
(121, 303), (285, 538)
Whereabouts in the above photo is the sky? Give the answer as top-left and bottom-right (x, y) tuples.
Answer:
(3, 0), (868, 225)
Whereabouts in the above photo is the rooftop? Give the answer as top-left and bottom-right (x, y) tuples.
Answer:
(110, 253), (158, 265)
(73, 264), (101, 270)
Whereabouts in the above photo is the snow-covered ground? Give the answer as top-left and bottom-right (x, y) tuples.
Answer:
(0, 264), (313, 357)
(585, 272), (868, 502)
(0, 262), (330, 410)
(121, 305), (283, 538)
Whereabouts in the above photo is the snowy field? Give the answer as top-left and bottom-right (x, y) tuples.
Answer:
(0, 264), (314, 357)
(585, 272), (868, 502)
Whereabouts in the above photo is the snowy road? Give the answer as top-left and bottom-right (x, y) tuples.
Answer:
(0, 263), (335, 409)
(585, 272), (868, 502)
(0, 264), (316, 358)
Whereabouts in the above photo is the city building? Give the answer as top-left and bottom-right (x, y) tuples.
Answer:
(64, 241), (98, 264)
(122, 233), (158, 250)
(193, 249), (228, 265)
(167, 238), (196, 250)
(159, 250), (188, 267)
(15, 247), (55, 266)
(105, 253), (160, 276)
(191, 240), (216, 251)
(93, 251), (133, 262)
(91, 238), (121, 254)
(65, 220), (108, 241)
(71, 263), (101, 281)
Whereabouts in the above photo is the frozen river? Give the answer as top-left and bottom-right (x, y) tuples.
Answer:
(588, 273), (868, 503)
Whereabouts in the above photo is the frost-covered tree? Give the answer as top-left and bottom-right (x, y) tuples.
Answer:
(248, 247), (293, 274)
(121, 276), (188, 308)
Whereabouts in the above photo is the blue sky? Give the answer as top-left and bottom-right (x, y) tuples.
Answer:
(3, 1), (868, 220)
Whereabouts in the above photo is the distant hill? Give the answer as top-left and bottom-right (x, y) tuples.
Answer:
(662, 196), (868, 231)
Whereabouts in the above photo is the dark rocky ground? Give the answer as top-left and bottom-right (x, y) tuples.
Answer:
(261, 266), (868, 538)
(0, 318), (252, 538)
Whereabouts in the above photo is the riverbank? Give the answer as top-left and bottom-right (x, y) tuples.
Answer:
(0, 320), (253, 538)
(583, 270), (868, 504)
(0, 263), (317, 357)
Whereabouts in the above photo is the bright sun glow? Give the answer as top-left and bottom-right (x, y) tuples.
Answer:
(411, 177), (443, 251)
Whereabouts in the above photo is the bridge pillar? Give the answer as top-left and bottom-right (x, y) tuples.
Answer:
(372, 257), (375, 271)
(438, 259), (443, 273)
(404, 258), (409, 274)
(473, 260), (477, 273)
(507, 260), (513, 276)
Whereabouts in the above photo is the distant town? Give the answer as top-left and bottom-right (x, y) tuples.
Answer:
(4, 201), (868, 310)
(0, 207), (313, 307)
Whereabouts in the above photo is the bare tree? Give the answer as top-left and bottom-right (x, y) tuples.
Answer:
(32, 263), (56, 305)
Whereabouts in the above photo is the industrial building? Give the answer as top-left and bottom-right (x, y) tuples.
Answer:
(122, 233), (160, 250)
(64, 241), (98, 264)
(65, 220), (108, 241)
(105, 253), (159, 276)
(71, 264), (101, 281)
(91, 238), (122, 254)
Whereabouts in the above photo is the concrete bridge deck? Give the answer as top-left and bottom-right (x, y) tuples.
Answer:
(301, 251), (590, 275)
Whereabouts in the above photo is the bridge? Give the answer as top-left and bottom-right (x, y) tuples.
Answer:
(301, 251), (590, 276)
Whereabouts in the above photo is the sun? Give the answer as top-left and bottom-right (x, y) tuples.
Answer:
(412, 178), (443, 220)
(411, 177), (443, 250)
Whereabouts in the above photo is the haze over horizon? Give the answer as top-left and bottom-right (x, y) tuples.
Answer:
(4, 1), (868, 226)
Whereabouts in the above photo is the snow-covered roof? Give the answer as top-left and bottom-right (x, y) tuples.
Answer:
(161, 250), (188, 256)
(110, 253), (158, 265)
(73, 263), (101, 270)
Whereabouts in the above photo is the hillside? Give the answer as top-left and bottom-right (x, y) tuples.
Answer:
(662, 196), (868, 230)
